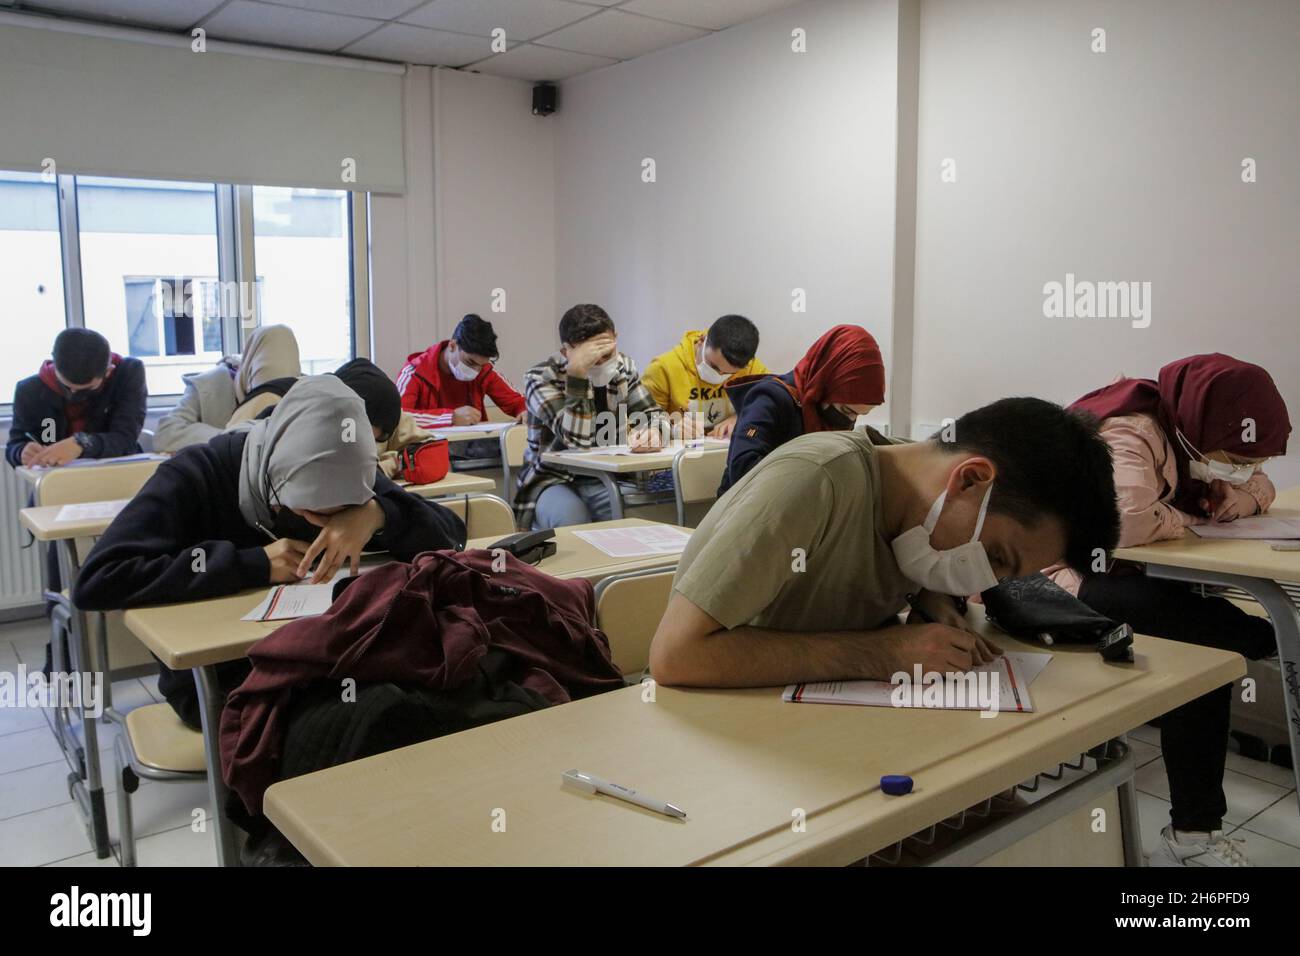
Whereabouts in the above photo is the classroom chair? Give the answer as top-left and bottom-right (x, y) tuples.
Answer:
(112, 704), (206, 867)
(137, 428), (155, 452)
(438, 493), (517, 538)
(593, 568), (675, 679)
(670, 446), (728, 526)
(499, 423), (527, 505)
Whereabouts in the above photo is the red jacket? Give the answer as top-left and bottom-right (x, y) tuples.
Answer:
(396, 340), (525, 429)
(219, 549), (625, 814)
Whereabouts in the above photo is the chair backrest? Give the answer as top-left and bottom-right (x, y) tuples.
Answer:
(34, 460), (162, 508)
(671, 447), (728, 525)
(438, 494), (517, 539)
(138, 428), (155, 452)
(594, 568), (675, 676)
(500, 424), (527, 503)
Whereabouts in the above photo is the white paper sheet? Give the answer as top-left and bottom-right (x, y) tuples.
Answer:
(28, 453), (167, 472)
(241, 571), (352, 622)
(550, 438), (729, 458)
(1188, 514), (1300, 539)
(55, 501), (126, 523)
(437, 422), (515, 435)
(782, 652), (1051, 715)
(572, 525), (693, 557)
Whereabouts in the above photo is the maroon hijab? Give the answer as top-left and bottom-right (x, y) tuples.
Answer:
(1070, 353), (1290, 514)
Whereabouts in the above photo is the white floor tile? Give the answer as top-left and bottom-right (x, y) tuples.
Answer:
(1224, 751), (1299, 789)
(0, 639), (20, 672)
(1130, 723), (1161, 746)
(0, 725), (64, 775)
(7, 623), (51, 666)
(1136, 758), (1290, 825)
(138, 672), (163, 703)
(1239, 794), (1300, 849)
(1135, 789), (1173, 856)
(51, 822), (218, 867)
(108, 679), (156, 715)
(1, 754), (112, 820)
(0, 699), (54, 737)
(1127, 737), (1161, 768)
(1224, 825), (1300, 866)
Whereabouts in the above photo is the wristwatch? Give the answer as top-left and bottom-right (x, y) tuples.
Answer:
(72, 432), (93, 452)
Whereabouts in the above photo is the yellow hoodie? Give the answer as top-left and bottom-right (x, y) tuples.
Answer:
(642, 330), (769, 431)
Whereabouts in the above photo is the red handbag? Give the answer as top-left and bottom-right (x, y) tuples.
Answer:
(397, 438), (450, 485)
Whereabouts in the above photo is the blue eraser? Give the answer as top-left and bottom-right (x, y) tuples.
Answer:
(880, 774), (913, 796)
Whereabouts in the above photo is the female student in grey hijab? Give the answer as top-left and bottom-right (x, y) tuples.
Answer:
(74, 375), (466, 726)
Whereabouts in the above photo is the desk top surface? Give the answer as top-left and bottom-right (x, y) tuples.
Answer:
(18, 501), (128, 541)
(542, 440), (728, 474)
(401, 472), (496, 497)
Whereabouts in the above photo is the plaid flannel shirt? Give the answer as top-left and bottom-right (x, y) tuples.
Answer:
(513, 351), (664, 526)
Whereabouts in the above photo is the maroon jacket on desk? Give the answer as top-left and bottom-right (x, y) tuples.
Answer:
(219, 548), (625, 814)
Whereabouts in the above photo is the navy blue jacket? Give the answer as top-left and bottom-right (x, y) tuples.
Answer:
(718, 372), (803, 495)
(6, 357), (147, 467)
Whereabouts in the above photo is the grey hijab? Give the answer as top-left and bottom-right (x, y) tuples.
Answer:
(238, 375), (379, 530)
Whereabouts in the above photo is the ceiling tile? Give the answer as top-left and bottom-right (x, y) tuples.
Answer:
(469, 42), (616, 82)
(537, 8), (706, 60)
(202, 1), (379, 49)
(401, 0), (594, 41)
(268, 0), (422, 19)
(620, 0), (800, 32)
(22, 0), (222, 30)
(342, 21), (499, 64)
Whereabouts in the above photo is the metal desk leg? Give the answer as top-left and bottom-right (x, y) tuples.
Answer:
(1115, 735), (1145, 866)
(194, 665), (240, 866)
(55, 540), (110, 859)
(593, 470), (625, 520)
(1145, 564), (1300, 815)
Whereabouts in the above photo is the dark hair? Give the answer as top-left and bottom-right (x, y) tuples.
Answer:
(332, 358), (402, 437)
(53, 328), (111, 385)
(559, 304), (615, 346)
(706, 314), (760, 367)
(935, 397), (1119, 574)
(452, 314), (499, 361)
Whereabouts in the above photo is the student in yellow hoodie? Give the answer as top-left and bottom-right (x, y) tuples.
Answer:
(642, 315), (768, 438)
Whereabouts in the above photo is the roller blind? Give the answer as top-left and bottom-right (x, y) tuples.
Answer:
(0, 18), (406, 193)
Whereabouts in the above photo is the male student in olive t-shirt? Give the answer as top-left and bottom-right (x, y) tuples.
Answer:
(649, 398), (1120, 688)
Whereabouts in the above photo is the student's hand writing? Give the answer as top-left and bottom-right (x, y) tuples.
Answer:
(263, 538), (310, 583)
(20, 442), (42, 466)
(297, 500), (386, 583)
(30, 437), (83, 467)
(906, 589), (977, 633)
(565, 333), (616, 378)
(1202, 479), (1258, 523)
(889, 622), (1002, 673)
(452, 406), (482, 426)
(628, 426), (665, 452)
(712, 415), (737, 439)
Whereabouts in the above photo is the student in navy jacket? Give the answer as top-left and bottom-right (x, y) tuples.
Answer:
(75, 375), (466, 727)
(718, 325), (887, 495)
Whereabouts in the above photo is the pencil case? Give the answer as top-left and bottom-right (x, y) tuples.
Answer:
(981, 573), (1134, 663)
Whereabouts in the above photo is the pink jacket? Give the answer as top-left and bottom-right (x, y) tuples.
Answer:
(1048, 413), (1275, 595)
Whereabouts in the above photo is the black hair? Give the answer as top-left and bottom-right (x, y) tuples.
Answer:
(706, 314), (760, 368)
(559, 304), (615, 346)
(332, 358), (402, 438)
(53, 328), (111, 386)
(935, 397), (1119, 574)
(452, 314), (499, 361)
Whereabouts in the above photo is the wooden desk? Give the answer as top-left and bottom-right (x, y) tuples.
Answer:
(263, 620), (1242, 867)
(541, 439), (728, 518)
(401, 472), (496, 498)
(435, 424), (516, 444)
(19, 501), (128, 542)
(1114, 484), (1300, 808)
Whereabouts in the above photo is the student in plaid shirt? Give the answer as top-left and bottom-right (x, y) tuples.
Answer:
(516, 304), (668, 529)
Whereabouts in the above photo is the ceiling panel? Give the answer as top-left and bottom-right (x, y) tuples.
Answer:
(620, 0), (801, 32)
(470, 42), (617, 82)
(21, 0), (221, 30)
(402, 0), (595, 42)
(202, 0), (377, 50)
(342, 20), (498, 64)
(538, 8), (706, 60)
(269, 0), (424, 19)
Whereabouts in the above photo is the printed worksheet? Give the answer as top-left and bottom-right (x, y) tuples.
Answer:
(573, 525), (693, 557)
(241, 571), (352, 622)
(1188, 514), (1300, 539)
(55, 500), (127, 522)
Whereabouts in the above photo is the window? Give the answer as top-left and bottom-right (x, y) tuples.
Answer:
(77, 177), (224, 396)
(252, 186), (353, 375)
(0, 172), (67, 403)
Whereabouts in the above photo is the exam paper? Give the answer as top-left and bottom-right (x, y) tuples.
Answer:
(782, 652), (1051, 714)
(28, 453), (167, 471)
(241, 571), (351, 622)
(551, 438), (729, 458)
(55, 501), (126, 523)
(573, 525), (693, 557)
(1188, 514), (1300, 539)
(437, 422), (514, 435)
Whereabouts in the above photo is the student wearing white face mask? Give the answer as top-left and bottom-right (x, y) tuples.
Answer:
(515, 304), (668, 530)
(651, 396), (1120, 692)
(396, 314), (526, 442)
(642, 315), (769, 438)
(1049, 354), (1291, 867)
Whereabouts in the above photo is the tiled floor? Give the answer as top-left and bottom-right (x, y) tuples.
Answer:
(2, 614), (1298, 866)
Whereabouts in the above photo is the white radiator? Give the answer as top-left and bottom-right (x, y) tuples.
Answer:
(2, 464), (44, 614)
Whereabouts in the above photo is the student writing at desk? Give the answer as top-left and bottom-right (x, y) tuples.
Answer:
(73, 375), (466, 727)
(650, 397), (1119, 687)
(1048, 353), (1291, 867)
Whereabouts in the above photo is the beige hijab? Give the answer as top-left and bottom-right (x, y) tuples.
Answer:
(234, 325), (301, 403)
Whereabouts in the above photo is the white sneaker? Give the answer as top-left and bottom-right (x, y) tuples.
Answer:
(1148, 826), (1251, 867)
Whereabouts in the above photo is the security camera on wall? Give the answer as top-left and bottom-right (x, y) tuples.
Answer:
(532, 83), (557, 116)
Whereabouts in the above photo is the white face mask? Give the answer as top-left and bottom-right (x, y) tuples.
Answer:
(587, 354), (619, 388)
(696, 341), (730, 385)
(1175, 429), (1258, 485)
(447, 348), (480, 382)
(890, 482), (999, 596)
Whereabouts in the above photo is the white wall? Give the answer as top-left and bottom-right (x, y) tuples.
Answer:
(911, 0), (1300, 477)
(554, 0), (901, 412)
(370, 67), (556, 389)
